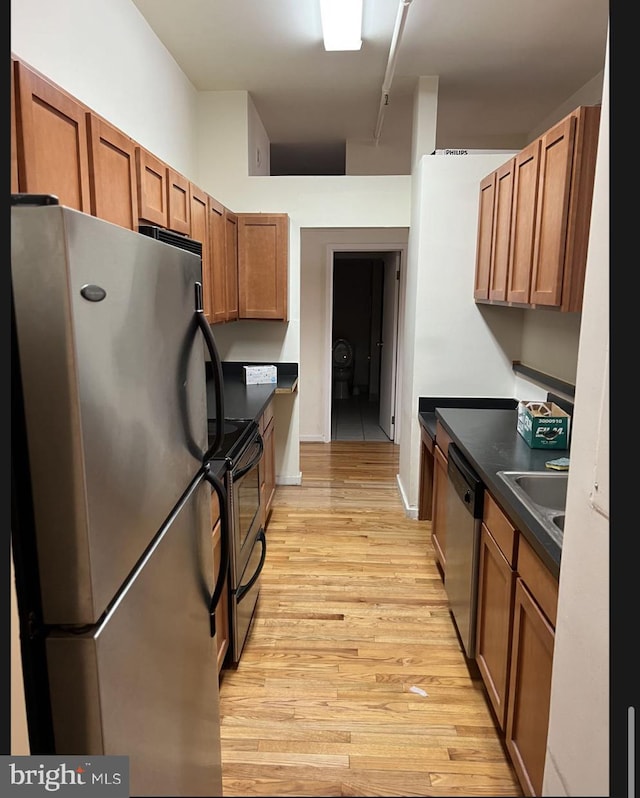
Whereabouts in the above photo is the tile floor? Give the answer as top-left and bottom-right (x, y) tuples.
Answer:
(331, 394), (392, 441)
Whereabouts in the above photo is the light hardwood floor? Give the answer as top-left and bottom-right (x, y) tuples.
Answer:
(219, 441), (523, 797)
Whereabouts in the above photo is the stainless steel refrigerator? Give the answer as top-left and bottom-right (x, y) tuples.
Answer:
(11, 195), (227, 796)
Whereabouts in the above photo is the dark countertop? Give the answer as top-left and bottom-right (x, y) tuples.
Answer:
(205, 361), (298, 422)
(419, 403), (568, 578)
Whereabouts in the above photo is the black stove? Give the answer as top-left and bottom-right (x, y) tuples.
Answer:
(207, 418), (257, 463)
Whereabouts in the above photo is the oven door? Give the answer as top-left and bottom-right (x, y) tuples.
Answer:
(230, 527), (266, 663)
(228, 432), (264, 588)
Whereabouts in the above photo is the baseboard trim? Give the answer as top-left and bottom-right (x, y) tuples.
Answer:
(276, 472), (303, 486)
(299, 434), (327, 443)
(396, 473), (418, 519)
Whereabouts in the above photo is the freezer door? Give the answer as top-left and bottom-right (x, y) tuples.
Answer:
(46, 477), (222, 797)
(11, 204), (208, 625)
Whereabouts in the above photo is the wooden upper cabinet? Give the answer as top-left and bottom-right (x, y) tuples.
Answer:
(237, 213), (289, 320)
(86, 113), (139, 229)
(135, 146), (168, 227)
(189, 184), (211, 320)
(530, 106), (600, 311)
(208, 197), (229, 324)
(474, 172), (496, 300)
(224, 210), (239, 322)
(14, 60), (90, 211)
(529, 115), (576, 308)
(488, 157), (515, 302)
(11, 59), (19, 193)
(507, 140), (540, 304)
(474, 105), (600, 313)
(167, 168), (191, 235)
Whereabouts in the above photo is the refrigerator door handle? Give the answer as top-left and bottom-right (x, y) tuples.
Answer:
(204, 466), (229, 638)
(236, 528), (267, 602)
(195, 282), (225, 462)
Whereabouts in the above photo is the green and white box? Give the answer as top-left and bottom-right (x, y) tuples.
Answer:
(517, 401), (570, 449)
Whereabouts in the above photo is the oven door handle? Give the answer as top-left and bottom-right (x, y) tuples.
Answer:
(204, 466), (229, 639)
(234, 433), (264, 481)
(236, 528), (266, 602)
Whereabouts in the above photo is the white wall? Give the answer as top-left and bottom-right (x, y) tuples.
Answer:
(396, 153), (521, 514)
(543, 30), (610, 798)
(520, 309), (582, 384)
(347, 93), (415, 176)
(528, 70), (605, 143)
(11, 0), (199, 181)
(247, 94), (270, 176)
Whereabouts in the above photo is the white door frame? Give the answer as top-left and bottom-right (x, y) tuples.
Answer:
(324, 243), (407, 443)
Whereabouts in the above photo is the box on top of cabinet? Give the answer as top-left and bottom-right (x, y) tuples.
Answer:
(517, 401), (570, 449)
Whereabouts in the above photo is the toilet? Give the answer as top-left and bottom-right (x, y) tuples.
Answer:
(332, 338), (354, 399)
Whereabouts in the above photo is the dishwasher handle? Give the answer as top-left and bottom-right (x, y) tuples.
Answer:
(447, 443), (484, 519)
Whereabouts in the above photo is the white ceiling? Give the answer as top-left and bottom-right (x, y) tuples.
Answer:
(131, 0), (609, 157)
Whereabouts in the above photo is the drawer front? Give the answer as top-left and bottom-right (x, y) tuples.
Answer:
(435, 421), (453, 458)
(517, 534), (558, 627)
(262, 398), (274, 432)
(483, 492), (518, 567)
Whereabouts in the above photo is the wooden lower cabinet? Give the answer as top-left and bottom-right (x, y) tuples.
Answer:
(505, 577), (555, 796)
(259, 399), (276, 528)
(430, 428), (450, 575)
(474, 492), (557, 797)
(475, 521), (516, 730)
(211, 491), (229, 674)
(430, 445), (448, 573)
(418, 426), (434, 521)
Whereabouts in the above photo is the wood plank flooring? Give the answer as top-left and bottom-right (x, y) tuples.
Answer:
(219, 441), (523, 797)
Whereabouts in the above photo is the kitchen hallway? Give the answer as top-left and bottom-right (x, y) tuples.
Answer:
(218, 441), (523, 797)
(331, 395), (391, 441)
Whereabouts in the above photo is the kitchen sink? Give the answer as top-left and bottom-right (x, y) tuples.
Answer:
(496, 470), (568, 546)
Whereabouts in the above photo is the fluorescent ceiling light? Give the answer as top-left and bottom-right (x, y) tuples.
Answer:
(320, 0), (363, 51)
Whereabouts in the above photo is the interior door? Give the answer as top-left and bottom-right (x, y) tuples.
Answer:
(379, 253), (400, 440)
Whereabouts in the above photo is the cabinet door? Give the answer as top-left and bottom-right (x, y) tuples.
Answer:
(507, 140), (540, 304)
(488, 157), (515, 301)
(261, 401), (276, 525)
(505, 578), (555, 796)
(189, 185), (212, 321)
(474, 172), (496, 300)
(136, 147), (168, 227)
(475, 523), (516, 730)
(167, 168), (191, 235)
(87, 113), (139, 229)
(211, 494), (229, 673)
(238, 213), (289, 320)
(224, 210), (239, 322)
(431, 444), (448, 574)
(208, 197), (228, 324)
(529, 115), (576, 308)
(14, 60), (90, 211)
(418, 427), (434, 521)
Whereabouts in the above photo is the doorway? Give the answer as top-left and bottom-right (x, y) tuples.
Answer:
(330, 251), (401, 442)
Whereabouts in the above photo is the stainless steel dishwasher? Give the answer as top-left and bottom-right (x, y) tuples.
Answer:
(444, 443), (484, 659)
